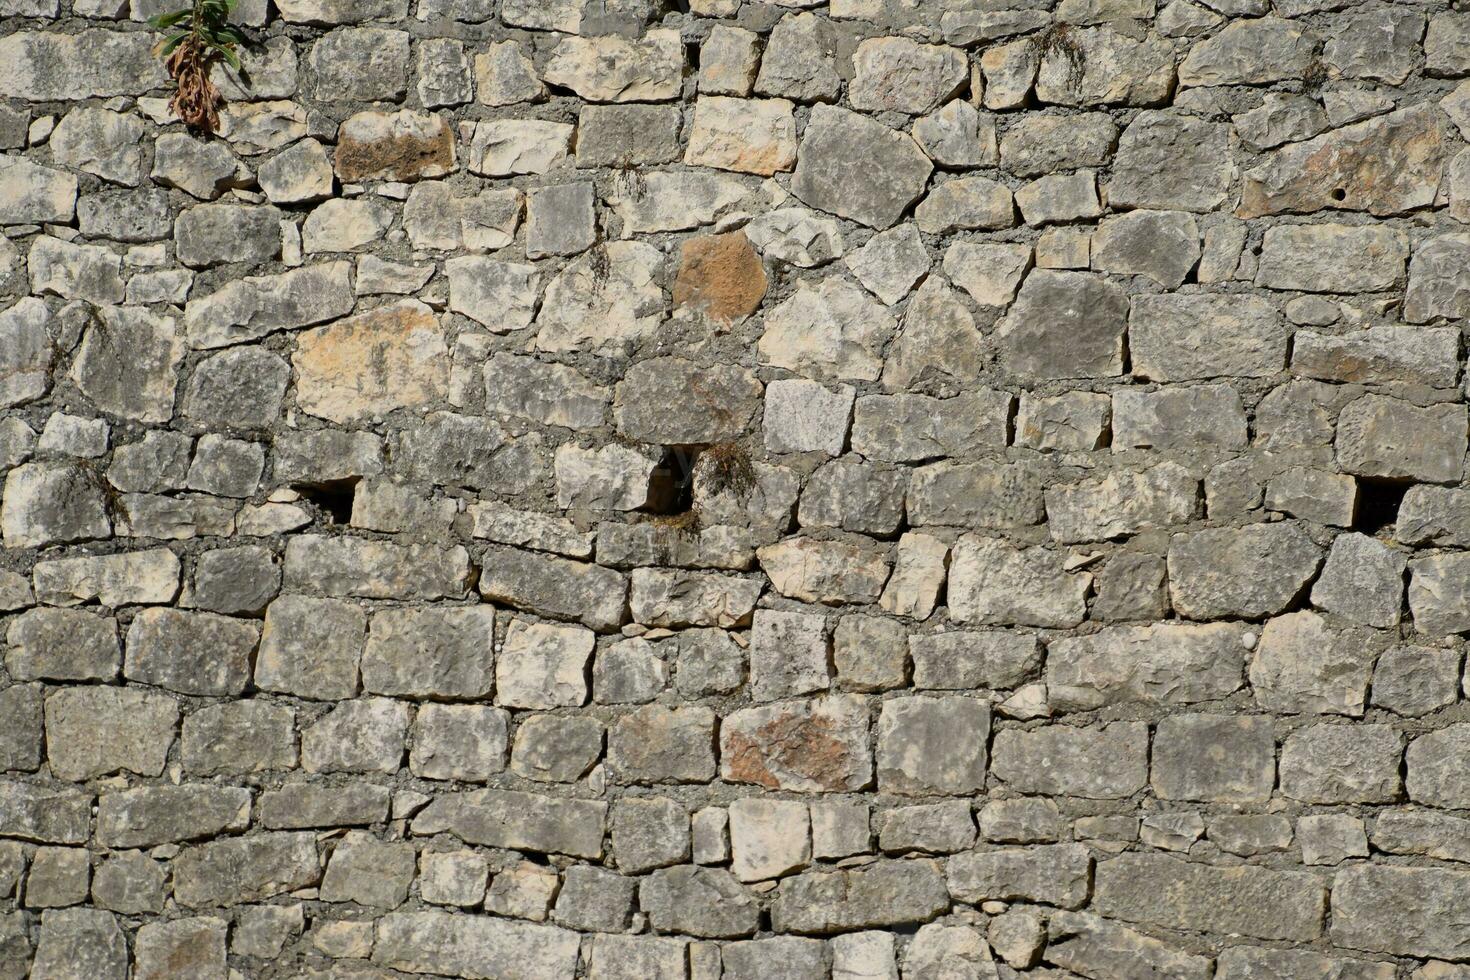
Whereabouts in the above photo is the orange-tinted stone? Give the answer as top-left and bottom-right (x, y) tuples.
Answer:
(334, 110), (456, 183)
(673, 231), (767, 323)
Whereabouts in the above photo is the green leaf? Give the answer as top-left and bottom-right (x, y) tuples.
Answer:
(220, 46), (241, 69)
(160, 32), (188, 55)
(147, 8), (190, 27)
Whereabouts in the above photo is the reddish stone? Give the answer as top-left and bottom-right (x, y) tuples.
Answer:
(720, 695), (872, 792)
(673, 231), (767, 323)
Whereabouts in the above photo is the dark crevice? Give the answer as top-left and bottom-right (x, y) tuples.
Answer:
(645, 447), (698, 516)
(1353, 478), (1411, 535)
(295, 479), (359, 525)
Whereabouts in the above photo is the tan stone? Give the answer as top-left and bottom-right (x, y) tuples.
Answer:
(334, 109), (456, 183)
(673, 231), (767, 323)
(1239, 106), (1448, 218)
(684, 96), (798, 176)
(294, 300), (449, 424)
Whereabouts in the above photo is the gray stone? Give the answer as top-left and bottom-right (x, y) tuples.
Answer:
(1048, 911), (1212, 980)
(417, 37), (471, 107)
(991, 722), (1149, 799)
(1152, 714), (1275, 803)
(96, 785), (251, 848)
(615, 357), (761, 445)
(526, 184), (596, 259)
(747, 207), (844, 268)
(171, 832), (319, 907)
(78, 189), (173, 243)
(6, 608), (118, 682)
(948, 844), (1091, 909)
(1331, 866), (1470, 960)
(1280, 723), (1402, 803)
(0, 781), (91, 844)
(875, 695), (988, 796)
(181, 700), (297, 775)
(300, 697), (410, 773)
(185, 262), (354, 349)
(1035, 25), (1174, 106)
(30, 909), (128, 980)
(134, 917), (227, 980)
(50, 107), (143, 185)
(44, 686), (177, 781)
(770, 859), (950, 934)
(1113, 384), (1248, 451)
(640, 866), (758, 938)
(0, 30), (163, 101)
(512, 713), (604, 782)
(1109, 111), (1233, 212)
(1048, 621), (1247, 711)
(1257, 224), (1408, 293)
(479, 548), (625, 632)
(27, 237), (123, 305)
(124, 608), (257, 696)
(1015, 170), (1103, 225)
(1310, 532), (1406, 627)
(306, 27), (410, 101)
(1407, 724), (1470, 808)
(175, 203), (280, 268)
(372, 912), (579, 978)
(256, 596), (365, 700)
(1250, 611), (1377, 716)
(535, 242), (665, 353)
(1168, 522), (1322, 620)
(0, 685), (41, 773)
(151, 132), (244, 199)
(1410, 553), (1470, 636)
(258, 782), (390, 830)
(185, 545), (280, 615)
(950, 535), (1090, 629)
(91, 853), (165, 915)
(1046, 462), (1198, 543)
(1241, 106), (1446, 220)
(285, 536), (471, 601)
(791, 105), (933, 229)
(607, 703), (717, 784)
(1091, 210), (1199, 288)
(320, 831), (415, 908)
(543, 29), (681, 103)
(994, 271), (1128, 380)
(257, 138), (334, 204)
(412, 788), (605, 858)
(1372, 644), (1460, 717)
(1293, 326), (1462, 388)
(1095, 852), (1326, 941)
(0, 157), (76, 224)
(410, 703), (509, 781)
(1336, 395), (1466, 484)
(474, 39), (543, 106)
(755, 13), (840, 103)
(362, 606), (495, 699)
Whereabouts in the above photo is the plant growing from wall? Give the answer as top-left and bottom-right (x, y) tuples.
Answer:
(149, 0), (245, 133)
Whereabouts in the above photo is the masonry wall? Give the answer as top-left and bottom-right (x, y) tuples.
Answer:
(2, 0), (1470, 976)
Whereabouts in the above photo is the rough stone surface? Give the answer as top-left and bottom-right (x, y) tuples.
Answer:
(0, 2), (1462, 975)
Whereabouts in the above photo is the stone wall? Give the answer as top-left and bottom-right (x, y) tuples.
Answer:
(1, 0), (1470, 975)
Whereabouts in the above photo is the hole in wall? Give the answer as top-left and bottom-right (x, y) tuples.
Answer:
(294, 479), (358, 525)
(1353, 477), (1411, 535)
(1330, 187), (1347, 202)
(645, 447), (698, 516)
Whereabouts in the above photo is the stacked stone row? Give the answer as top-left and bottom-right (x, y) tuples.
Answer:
(4, 0), (1470, 977)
